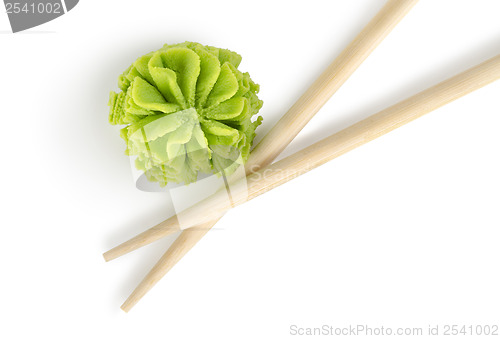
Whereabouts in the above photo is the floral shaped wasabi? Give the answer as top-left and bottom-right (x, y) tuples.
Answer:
(109, 42), (263, 186)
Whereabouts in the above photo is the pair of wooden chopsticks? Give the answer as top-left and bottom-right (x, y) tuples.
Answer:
(105, 0), (500, 312)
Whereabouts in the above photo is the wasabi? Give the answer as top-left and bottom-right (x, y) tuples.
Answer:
(109, 42), (263, 186)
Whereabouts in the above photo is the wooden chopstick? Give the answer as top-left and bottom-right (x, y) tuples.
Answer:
(120, 53), (500, 312)
(104, 0), (419, 263)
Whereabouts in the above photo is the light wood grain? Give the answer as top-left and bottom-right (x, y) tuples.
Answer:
(105, 0), (418, 263)
(245, 0), (419, 173)
(121, 52), (500, 311)
(120, 225), (211, 312)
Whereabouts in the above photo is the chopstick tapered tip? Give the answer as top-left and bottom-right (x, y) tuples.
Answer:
(102, 251), (113, 262)
(103, 217), (182, 261)
(120, 300), (133, 313)
(103, 245), (126, 262)
(121, 286), (147, 312)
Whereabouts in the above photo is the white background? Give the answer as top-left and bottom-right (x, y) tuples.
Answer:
(1, 1), (499, 338)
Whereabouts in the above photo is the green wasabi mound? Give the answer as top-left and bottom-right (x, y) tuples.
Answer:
(109, 41), (263, 186)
